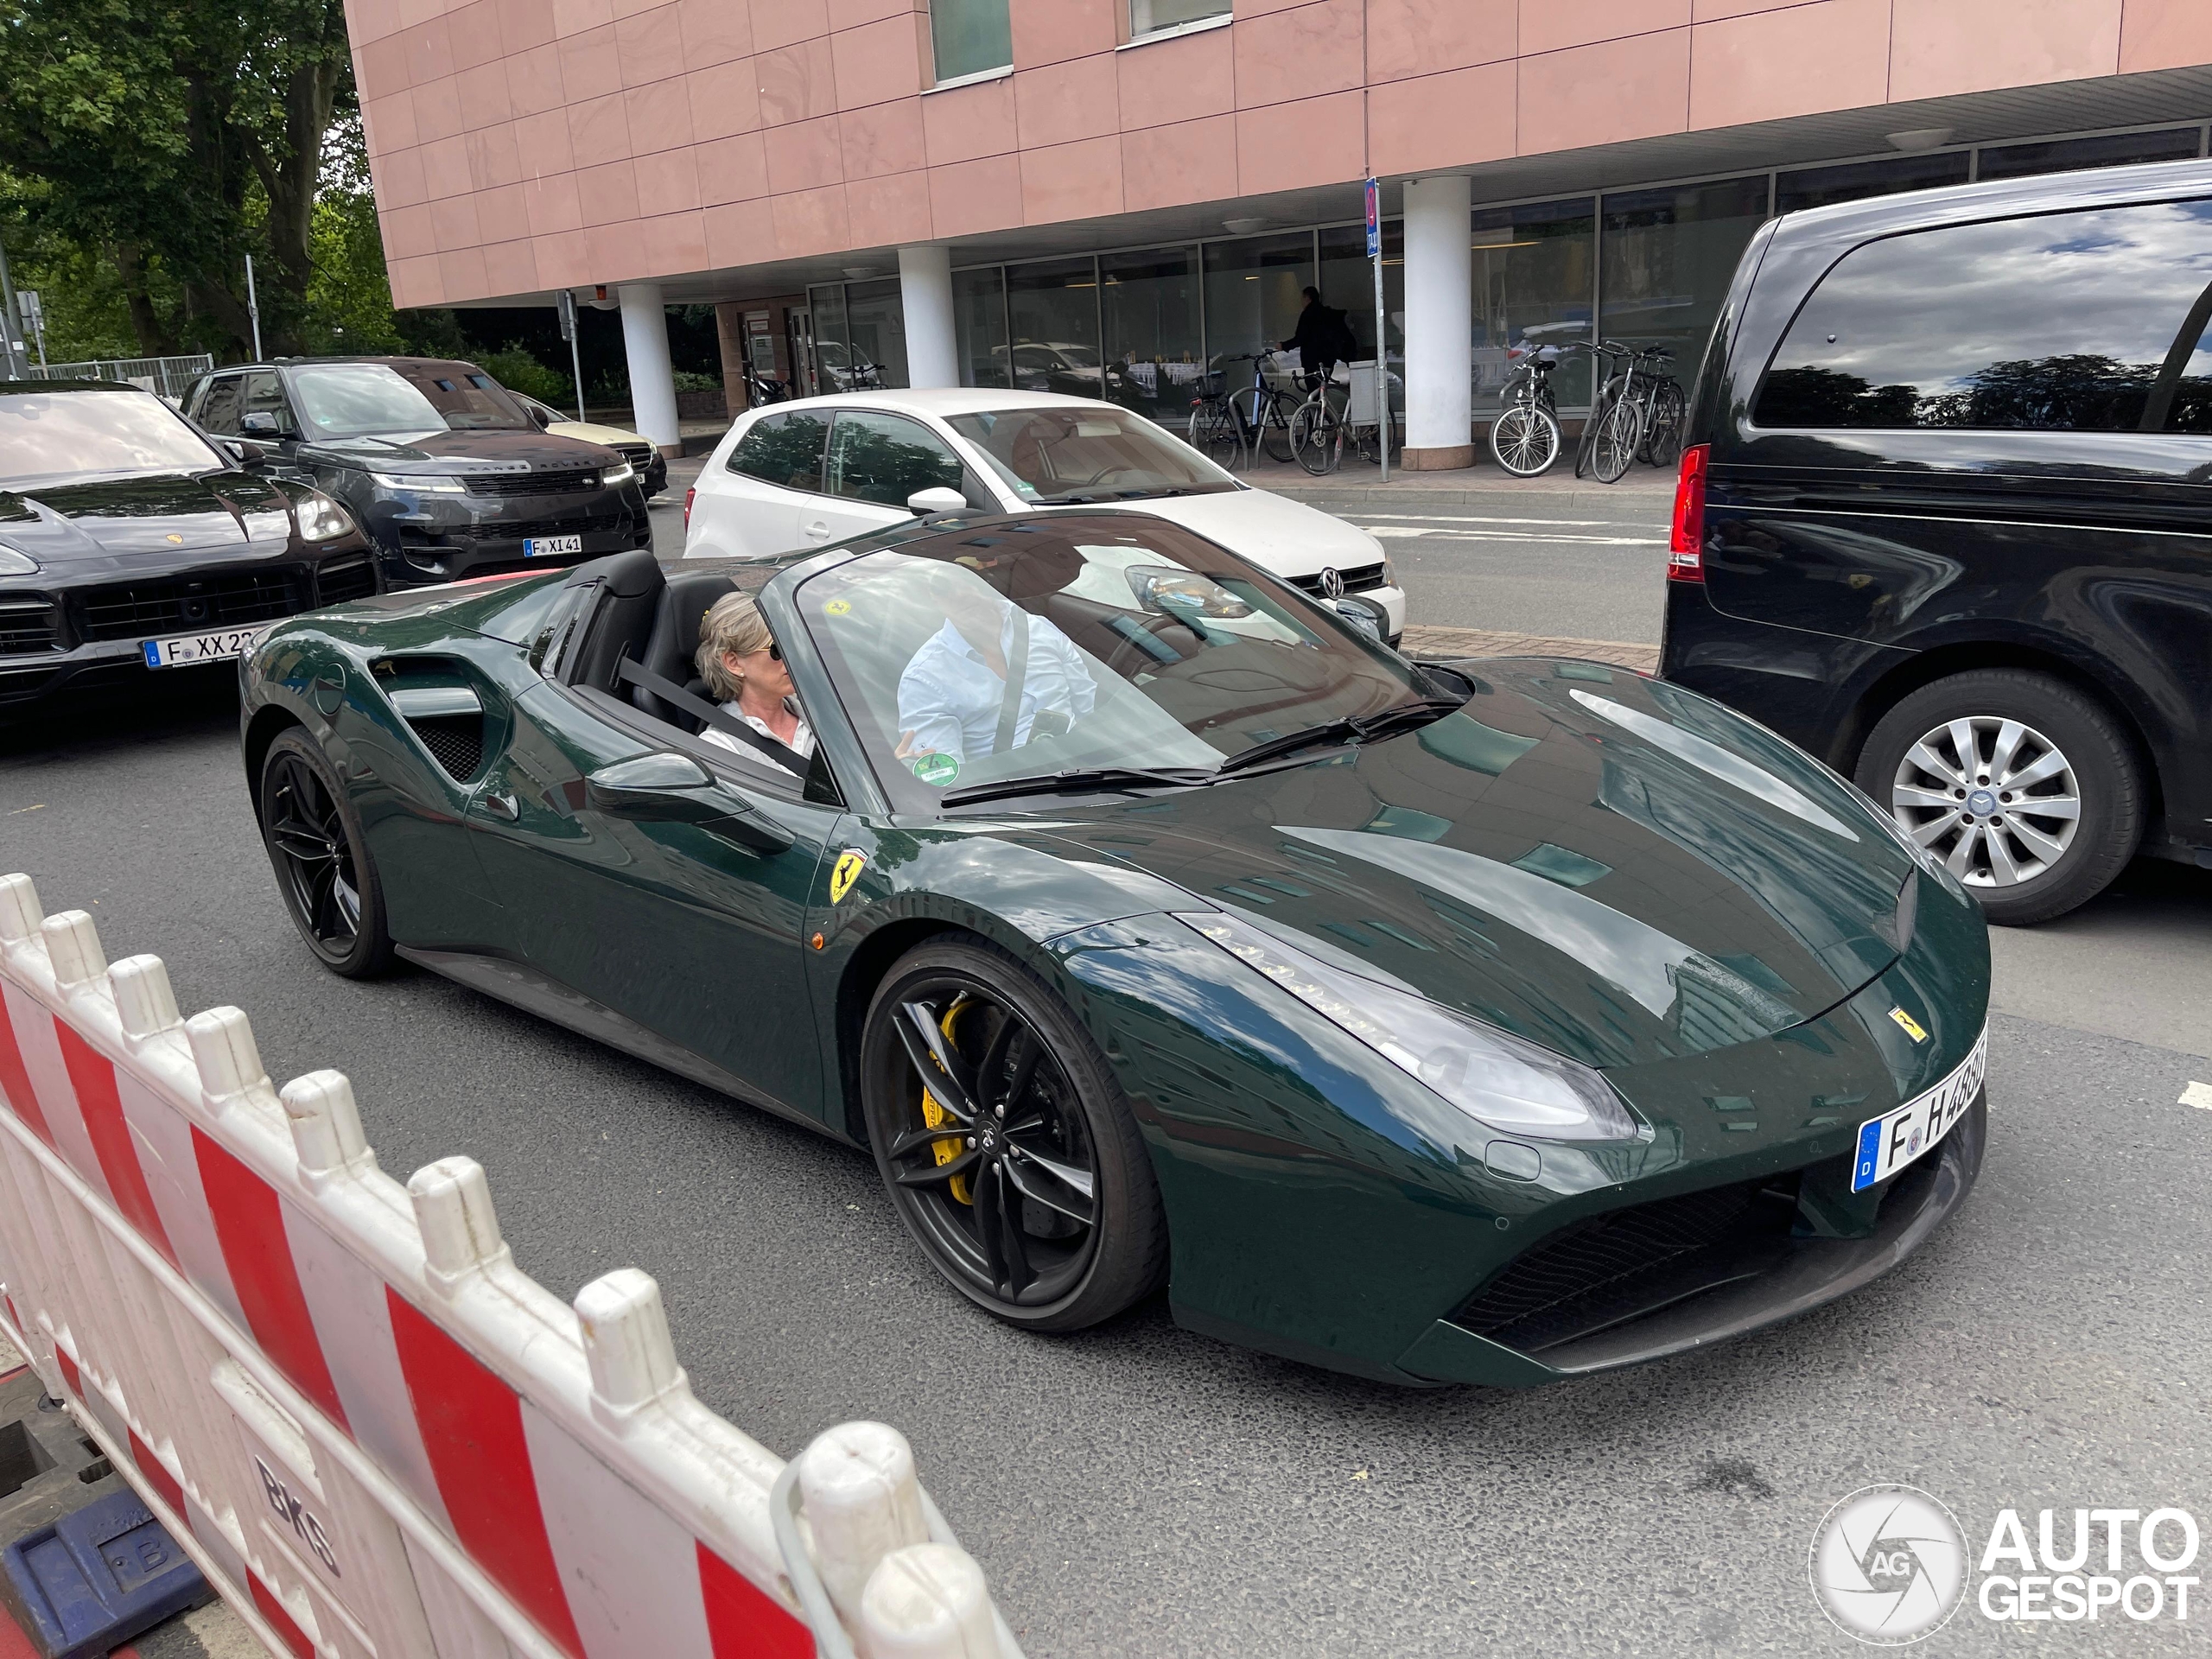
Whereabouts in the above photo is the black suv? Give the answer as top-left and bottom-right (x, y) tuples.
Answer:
(1662, 156), (2212, 925)
(182, 357), (651, 589)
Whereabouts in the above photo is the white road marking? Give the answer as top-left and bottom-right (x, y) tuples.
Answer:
(2182, 1081), (2212, 1109)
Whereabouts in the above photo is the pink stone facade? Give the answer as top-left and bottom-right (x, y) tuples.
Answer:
(349, 0), (2212, 308)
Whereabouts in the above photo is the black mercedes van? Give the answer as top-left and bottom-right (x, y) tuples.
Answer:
(1661, 157), (2212, 925)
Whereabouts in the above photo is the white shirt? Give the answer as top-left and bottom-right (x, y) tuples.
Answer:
(896, 607), (1096, 763)
(700, 697), (816, 779)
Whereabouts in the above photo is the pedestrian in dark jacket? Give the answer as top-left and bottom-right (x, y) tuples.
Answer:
(1281, 288), (1357, 379)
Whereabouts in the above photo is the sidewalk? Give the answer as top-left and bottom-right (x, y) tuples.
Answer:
(1401, 626), (1659, 672)
(1235, 456), (1677, 509)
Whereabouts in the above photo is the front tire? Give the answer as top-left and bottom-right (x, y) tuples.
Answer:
(861, 937), (1166, 1332)
(257, 728), (396, 976)
(1488, 404), (1561, 476)
(1855, 669), (2143, 925)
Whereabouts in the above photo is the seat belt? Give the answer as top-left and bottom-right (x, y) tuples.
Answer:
(616, 656), (812, 777)
(992, 607), (1032, 756)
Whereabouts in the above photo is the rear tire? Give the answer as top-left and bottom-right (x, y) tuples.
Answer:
(1289, 400), (1343, 474)
(1854, 669), (2142, 926)
(1488, 404), (1561, 476)
(1590, 397), (1640, 484)
(1188, 401), (1240, 469)
(1259, 397), (1295, 465)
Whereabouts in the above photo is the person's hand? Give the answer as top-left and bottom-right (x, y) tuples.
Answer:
(893, 729), (925, 760)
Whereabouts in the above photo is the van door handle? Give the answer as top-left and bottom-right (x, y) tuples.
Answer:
(803, 519), (832, 540)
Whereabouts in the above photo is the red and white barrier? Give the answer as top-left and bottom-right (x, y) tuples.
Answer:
(0, 873), (1022, 1659)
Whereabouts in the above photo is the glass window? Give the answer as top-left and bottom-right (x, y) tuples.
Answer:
(1099, 245), (1204, 424)
(238, 371), (296, 435)
(1600, 176), (1769, 378)
(1753, 199), (2212, 432)
(728, 410), (830, 491)
(954, 267), (1009, 389)
(1202, 232), (1313, 372)
(1775, 153), (1967, 216)
(930, 0), (1011, 81)
(399, 360), (530, 429)
(0, 389), (224, 485)
(825, 410), (965, 505)
(1129, 0), (1229, 40)
(844, 277), (908, 390)
(1006, 257), (1103, 397)
(194, 375), (245, 434)
(1977, 127), (2203, 182)
(1318, 221), (1403, 365)
(810, 284), (849, 392)
(947, 405), (1234, 504)
(794, 515), (1420, 813)
(290, 363), (451, 438)
(1471, 198), (1595, 410)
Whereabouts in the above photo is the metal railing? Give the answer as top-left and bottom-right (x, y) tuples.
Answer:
(21, 353), (213, 398)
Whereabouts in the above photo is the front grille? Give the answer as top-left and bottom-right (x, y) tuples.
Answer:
(1291, 562), (1388, 597)
(461, 469), (600, 498)
(1454, 1179), (1783, 1349)
(454, 512), (626, 544)
(612, 443), (654, 467)
(315, 555), (378, 604)
(0, 595), (60, 655)
(77, 570), (302, 641)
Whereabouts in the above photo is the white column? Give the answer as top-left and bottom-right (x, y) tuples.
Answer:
(618, 282), (680, 453)
(1401, 175), (1474, 469)
(898, 245), (959, 390)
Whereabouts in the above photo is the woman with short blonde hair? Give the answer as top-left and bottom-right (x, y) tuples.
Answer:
(693, 591), (815, 777)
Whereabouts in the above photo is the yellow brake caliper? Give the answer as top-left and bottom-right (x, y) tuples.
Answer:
(921, 996), (974, 1205)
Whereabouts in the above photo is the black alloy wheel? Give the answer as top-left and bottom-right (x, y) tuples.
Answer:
(258, 728), (396, 976)
(861, 938), (1166, 1332)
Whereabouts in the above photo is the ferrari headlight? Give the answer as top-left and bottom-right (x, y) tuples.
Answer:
(370, 471), (467, 493)
(1178, 912), (1639, 1141)
(600, 461), (634, 486)
(0, 544), (36, 575)
(295, 492), (356, 542)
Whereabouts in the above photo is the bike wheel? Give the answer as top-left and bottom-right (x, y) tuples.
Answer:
(1259, 396), (1296, 464)
(1573, 395), (1609, 479)
(1289, 401), (1344, 475)
(1488, 404), (1561, 477)
(1591, 397), (1641, 484)
(1188, 401), (1240, 468)
(1641, 380), (1685, 468)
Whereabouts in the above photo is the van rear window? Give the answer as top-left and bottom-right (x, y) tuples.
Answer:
(1754, 198), (2212, 434)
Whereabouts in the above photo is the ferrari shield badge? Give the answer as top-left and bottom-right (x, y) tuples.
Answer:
(1889, 1007), (1929, 1043)
(830, 849), (867, 904)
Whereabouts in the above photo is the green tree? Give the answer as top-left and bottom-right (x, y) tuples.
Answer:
(0, 0), (353, 358)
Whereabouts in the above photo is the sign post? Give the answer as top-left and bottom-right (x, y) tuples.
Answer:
(15, 289), (43, 370)
(245, 254), (264, 360)
(558, 289), (586, 421)
(1365, 177), (1389, 483)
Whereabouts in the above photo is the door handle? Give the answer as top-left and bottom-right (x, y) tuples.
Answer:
(803, 519), (832, 540)
(481, 791), (519, 822)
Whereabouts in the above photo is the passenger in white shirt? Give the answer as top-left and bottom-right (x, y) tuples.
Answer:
(896, 567), (1096, 766)
(694, 591), (816, 779)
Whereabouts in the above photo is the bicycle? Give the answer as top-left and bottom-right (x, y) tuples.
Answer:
(1487, 346), (1564, 477)
(1575, 342), (1685, 483)
(741, 364), (789, 406)
(1287, 361), (1401, 475)
(1185, 353), (1300, 468)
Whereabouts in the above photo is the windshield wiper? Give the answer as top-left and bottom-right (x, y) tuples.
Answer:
(940, 766), (1217, 807)
(1214, 697), (1464, 776)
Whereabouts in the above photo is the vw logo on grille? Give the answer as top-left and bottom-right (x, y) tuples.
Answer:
(1319, 566), (1344, 600)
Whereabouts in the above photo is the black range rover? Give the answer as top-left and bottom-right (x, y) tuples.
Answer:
(1662, 156), (2212, 925)
(182, 356), (651, 588)
(0, 379), (380, 709)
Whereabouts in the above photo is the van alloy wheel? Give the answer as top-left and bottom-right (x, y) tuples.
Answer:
(1889, 715), (2081, 887)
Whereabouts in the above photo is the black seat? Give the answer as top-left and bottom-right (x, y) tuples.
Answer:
(630, 569), (740, 730)
(565, 549), (664, 694)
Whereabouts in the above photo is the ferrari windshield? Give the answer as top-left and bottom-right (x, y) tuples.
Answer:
(798, 515), (1429, 811)
(0, 390), (223, 485)
(292, 362), (529, 437)
(947, 407), (1236, 504)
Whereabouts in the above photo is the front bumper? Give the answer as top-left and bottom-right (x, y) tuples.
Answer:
(369, 483), (652, 588)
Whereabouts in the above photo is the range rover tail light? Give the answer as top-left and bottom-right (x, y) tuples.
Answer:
(1669, 443), (1708, 583)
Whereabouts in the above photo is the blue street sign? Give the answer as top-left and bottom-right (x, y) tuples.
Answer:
(1363, 177), (1380, 258)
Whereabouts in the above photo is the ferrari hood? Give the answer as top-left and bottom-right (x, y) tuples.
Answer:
(1043, 660), (1918, 1069)
(298, 428), (617, 471)
(0, 471), (295, 561)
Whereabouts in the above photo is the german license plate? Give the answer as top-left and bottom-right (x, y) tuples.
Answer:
(1852, 1024), (1988, 1191)
(524, 534), (582, 557)
(141, 627), (259, 668)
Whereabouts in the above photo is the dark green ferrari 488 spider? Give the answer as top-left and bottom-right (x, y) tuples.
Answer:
(238, 508), (1990, 1388)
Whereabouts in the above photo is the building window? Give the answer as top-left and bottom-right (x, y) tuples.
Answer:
(931, 0), (1012, 83)
(845, 278), (909, 389)
(1202, 232), (1312, 376)
(1130, 0), (1230, 41)
(1317, 221), (1402, 365)
(1007, 257), (1103, 397)
(1976, 126), (2203, 182)
(1754, 199), (2212, 433)
(1776, 153), (1967, 216)
(954, 267), (1008, 388)
(1600, 176), (1769, 381)
(1101, 246), (1203, 423)
(1471, 199), (1594, 411)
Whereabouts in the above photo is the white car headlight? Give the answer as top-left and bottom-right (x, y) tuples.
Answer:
(295, 492), (356, 542)
(0, 544), (36, 575)
(1178, 912), (1640, 1141)
(600, 461), (634, 486)
(370, 471), (467, 493)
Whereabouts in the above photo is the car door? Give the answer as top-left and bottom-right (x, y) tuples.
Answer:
(192, 373), (246, 438)
(461, 648), (842, 1120)
(691, 409), (830, 559)
(798, 410), (978, 546)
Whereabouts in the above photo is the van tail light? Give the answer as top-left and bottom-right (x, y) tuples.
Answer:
(683, 486), (696, 531)
(1669, 443), (1708, 582)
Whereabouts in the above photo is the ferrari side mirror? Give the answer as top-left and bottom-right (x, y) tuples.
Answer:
(585, 752), (795, 852)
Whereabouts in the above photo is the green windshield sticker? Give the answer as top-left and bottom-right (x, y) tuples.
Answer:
(912, 752), (961, 787)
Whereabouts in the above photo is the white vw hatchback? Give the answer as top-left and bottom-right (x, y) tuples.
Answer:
(683, 389), (1406, 643)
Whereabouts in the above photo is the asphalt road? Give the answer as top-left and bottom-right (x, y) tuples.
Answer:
(6, 488), (2209, 1656)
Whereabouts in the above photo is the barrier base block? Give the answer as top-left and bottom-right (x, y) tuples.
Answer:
(0, 1372), (130, 1554)
(0, 1489), (210, 1659)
